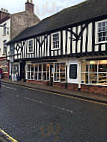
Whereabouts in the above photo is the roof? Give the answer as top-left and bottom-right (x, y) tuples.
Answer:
(9, 0), (107, 44)
(0, 15), (10, 24)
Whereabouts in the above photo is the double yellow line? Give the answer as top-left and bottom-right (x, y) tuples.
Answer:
(0, 129), (18, 142)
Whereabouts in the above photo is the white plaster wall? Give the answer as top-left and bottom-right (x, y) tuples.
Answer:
(67, 59), (79, 84)
(0, 18), (11, 57)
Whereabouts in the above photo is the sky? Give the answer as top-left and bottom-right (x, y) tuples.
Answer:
(0, 0), (85, 19)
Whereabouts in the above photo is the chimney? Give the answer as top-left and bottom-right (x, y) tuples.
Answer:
(25, 0), (34, 13)
(0, 8), (9, 20)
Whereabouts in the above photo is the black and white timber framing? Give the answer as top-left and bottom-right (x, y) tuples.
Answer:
(7, 0), (107, 61)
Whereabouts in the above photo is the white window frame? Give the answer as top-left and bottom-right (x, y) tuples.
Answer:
(97, 19), (107, 44)
(27, 39), (34, 53)
(81, 60), (107, 86)
(3, 40), (7, 55)
(53, 62), (66, 83)
(51, 32), (60, 50)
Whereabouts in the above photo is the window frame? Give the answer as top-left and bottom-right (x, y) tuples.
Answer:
(3, 40), (7, 55)
(27, 39), (34, 53)
(51, 32), (60, 50)
(97, 19), (107, 43)
(81, 60), (107, 86)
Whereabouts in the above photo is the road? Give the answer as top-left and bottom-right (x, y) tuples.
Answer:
(0, 82), (107, 142)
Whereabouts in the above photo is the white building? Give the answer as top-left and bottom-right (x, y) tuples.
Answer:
(0, 0), (40, 78)
(7, 0), (107, 96)
(0, 9), (10, 78)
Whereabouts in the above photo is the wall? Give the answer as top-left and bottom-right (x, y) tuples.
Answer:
(11, 11), (40, 40)
(11, 17), (107, 61)
(0, 18), (10, 57)
(81, 85), (107, 96)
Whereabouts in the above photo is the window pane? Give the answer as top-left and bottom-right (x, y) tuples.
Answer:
(31, 65), (34, 71)
(60, 73), (65, 82)
(39, 64), (42, 71)
(35, 65), (38, 72)
(31, 72), (34, 79)
(27, 72), (30, 79)
(90, 64), (97, 72)
(28, 65), (30, 71)
(81, 73), (88, 84)
(54, 73), (60, 81)
(35, 73), (38, 80)
(98, 73), (107, 84)
(43, 73), (46, 80)
(38, 73), (42, 80)
(99, 64), (107, 72)
(89, 73), (97, 84)
(43, 64), (46, 71)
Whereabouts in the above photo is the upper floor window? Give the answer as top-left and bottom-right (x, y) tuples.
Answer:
(3, 40), (7, 54)
(3, 23), (7, 35)
(52, 33), (59, 49)
(98, 20), (107, 42)
(28, 39), (34, 53)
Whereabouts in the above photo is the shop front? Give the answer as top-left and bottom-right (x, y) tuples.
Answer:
(81, 59), (107, 95)
(25, 59), (80, 90)
(25, 62), (67, 86)
(0, 58), (9, 78)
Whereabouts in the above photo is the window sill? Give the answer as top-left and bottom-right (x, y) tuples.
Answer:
(51, 48), (60, 51)
(27, 51), (34, 54)
(97, 41), (107, 44)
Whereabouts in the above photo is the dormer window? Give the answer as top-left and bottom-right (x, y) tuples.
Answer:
(28, 39), (34, 53)
(52, 33), (60, 49)
(98, 20), (107, 42)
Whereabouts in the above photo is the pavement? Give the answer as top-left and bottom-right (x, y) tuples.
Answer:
(1, 78), (107, 104)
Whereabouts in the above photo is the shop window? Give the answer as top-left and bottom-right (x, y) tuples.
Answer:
(52, 33), (59, 49)
(54, 63), (66, 82)
(81, 60), (107, 85)
(35, 65), (38, 80)
(98, 20), (107, 42)
(31, 65), (34, 79)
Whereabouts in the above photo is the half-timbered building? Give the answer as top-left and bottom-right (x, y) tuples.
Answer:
(7, 0), (107, 95)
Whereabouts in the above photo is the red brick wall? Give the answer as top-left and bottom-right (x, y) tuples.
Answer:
(26, 80), (49, 85)
(53, 82), (65, 88)
(68, 83), (78, 91)
(81, 85), (107, 96)
(53, 82), (78, 91)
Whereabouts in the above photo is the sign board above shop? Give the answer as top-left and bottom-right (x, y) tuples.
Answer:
(69, 64), (77, 79)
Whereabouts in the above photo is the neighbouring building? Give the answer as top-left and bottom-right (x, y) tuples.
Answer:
(0, 0), (40, 78)
(7, 0), (107, 96)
